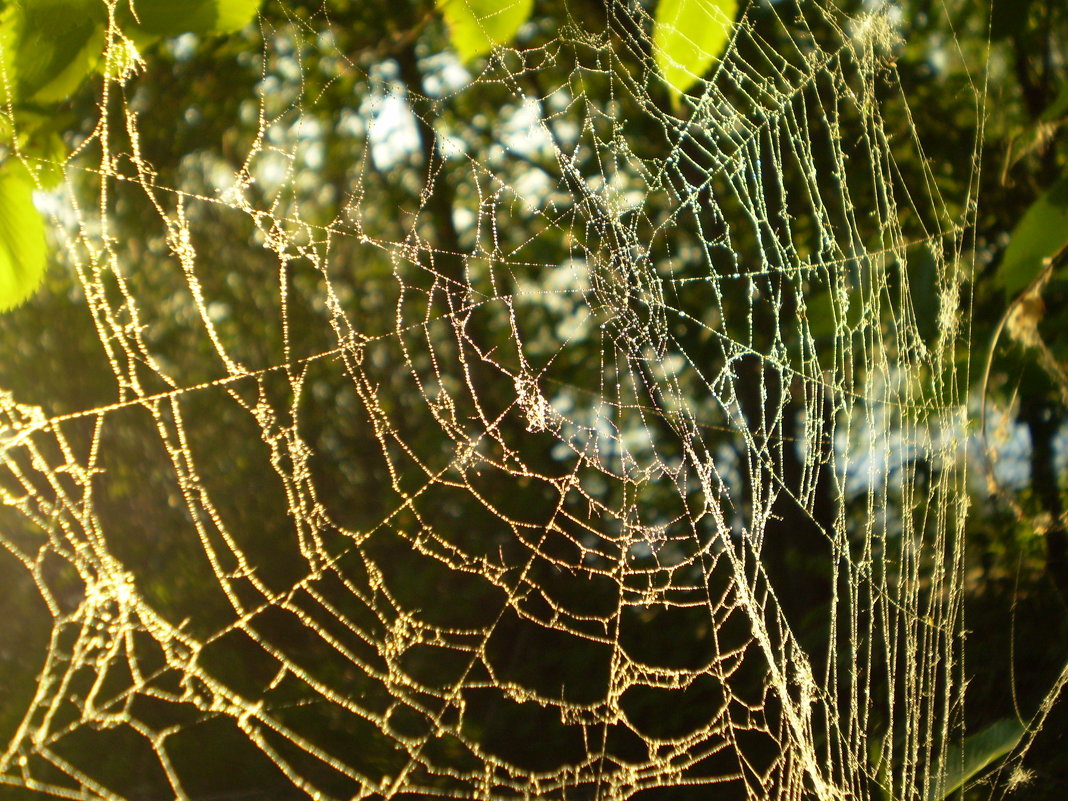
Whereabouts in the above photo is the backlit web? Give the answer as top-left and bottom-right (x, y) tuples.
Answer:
(0, 1), (989, 799)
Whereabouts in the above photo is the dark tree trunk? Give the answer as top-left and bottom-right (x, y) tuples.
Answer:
(1021, 397), (1068, 600)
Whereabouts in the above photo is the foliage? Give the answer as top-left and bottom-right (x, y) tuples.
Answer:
(996, 177), (1068, 294)
(437, 0), (534, 61)
(653, 0), (737, 101)
(0, 163), (45, 310)
(928, 718), (1026, 801)
(0, 0), (262, 310)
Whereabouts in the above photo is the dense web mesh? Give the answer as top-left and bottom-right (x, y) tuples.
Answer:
(0, 1), (1001, 799)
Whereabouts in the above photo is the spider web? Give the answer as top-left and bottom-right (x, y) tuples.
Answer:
(0, 1), (990, 799)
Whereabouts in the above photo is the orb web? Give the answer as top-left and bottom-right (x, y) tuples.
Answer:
(0, 2), (1006, 800)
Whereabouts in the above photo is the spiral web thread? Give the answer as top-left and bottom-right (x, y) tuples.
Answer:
(0, 1), (995, 799)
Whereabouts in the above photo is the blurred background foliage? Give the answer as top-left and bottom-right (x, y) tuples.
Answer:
(0, 0), (1066, 798)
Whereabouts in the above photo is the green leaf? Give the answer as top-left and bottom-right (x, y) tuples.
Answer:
(867, 732), (893, 801)
(927, 718), (1025, 801)
(0, 0), (106, 104)
(119, 0), (261, 38)
(996, 177), (1068, 295)
(0, 163), (48, 312)
(210, 0), (262, 33)
(436, 0), (533, 63)
(653, 0), (738, 102)
(20, 131), (67, 190)
(0, 108), (73, 189)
